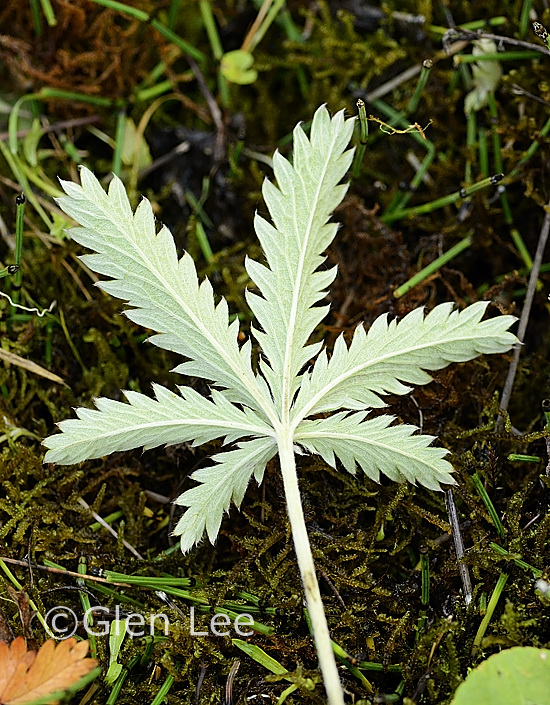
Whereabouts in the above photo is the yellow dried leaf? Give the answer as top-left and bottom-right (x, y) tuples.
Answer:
(0, 637), (98, 705)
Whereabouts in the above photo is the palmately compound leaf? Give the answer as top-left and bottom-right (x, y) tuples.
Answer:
(292, 301), (517, 419)
(44, 104), (518, 705)
(45, 102), (516, 549)
(43, 103), (518, 549)
(55, 168), (271, 416)
(245, 107), (355, 409)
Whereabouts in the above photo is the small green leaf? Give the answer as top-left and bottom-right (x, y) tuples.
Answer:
(121, 117), (151, 170)
(104, 619), (126, 685)
(463, 39), (502, 114)
(22, 118), (43, 167)
(232, 638), (288, 676)
(220, 50), (258, 84)
(451, 647), (550, 705)
(49, 212), (72, 240)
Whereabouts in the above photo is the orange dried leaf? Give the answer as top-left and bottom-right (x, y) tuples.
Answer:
(0, 637), (98, 705)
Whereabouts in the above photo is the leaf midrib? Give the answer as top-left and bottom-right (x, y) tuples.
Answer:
(295, 428), (443, 468)
(292, 330), (496, 426)
(281, 133), (338, 423)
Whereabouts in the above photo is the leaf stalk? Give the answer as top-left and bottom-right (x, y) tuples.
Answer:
(277, 430), (345, 705)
